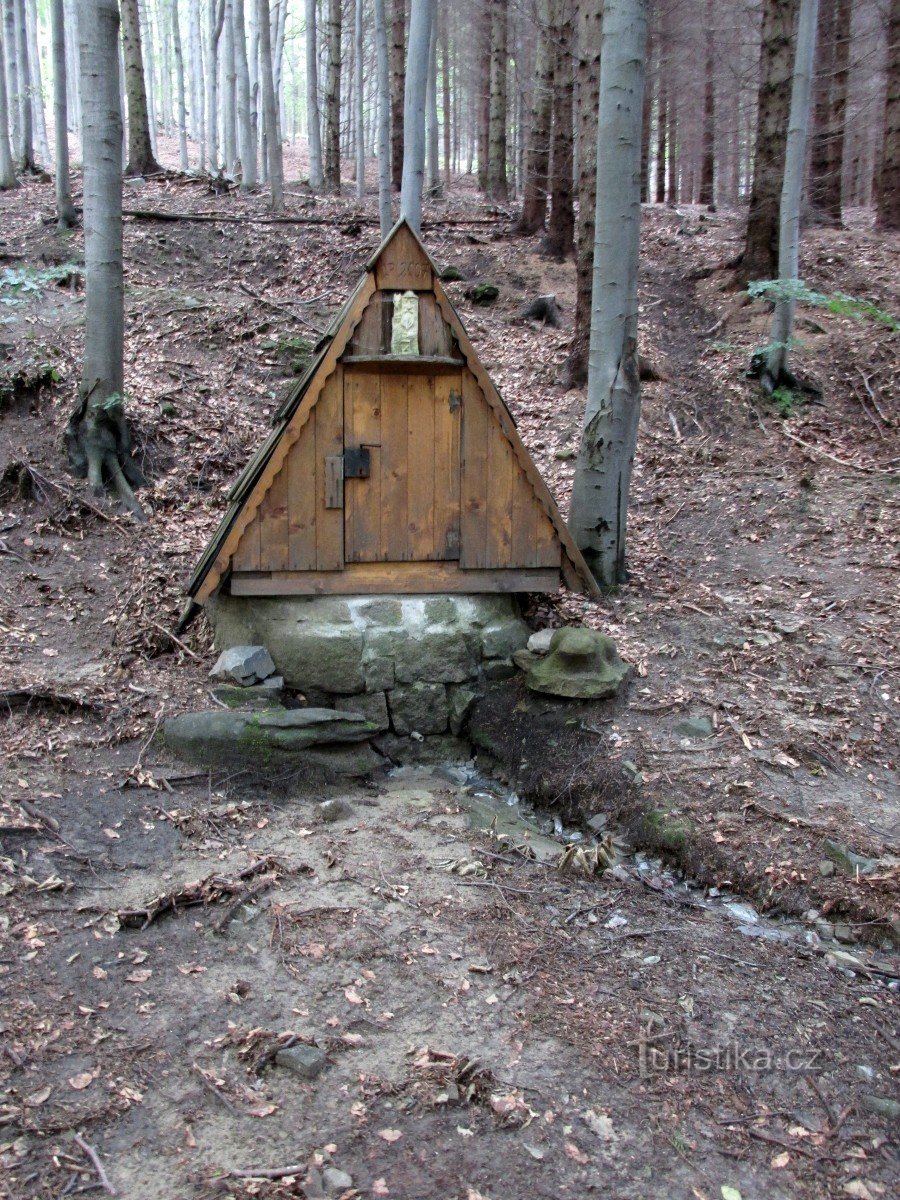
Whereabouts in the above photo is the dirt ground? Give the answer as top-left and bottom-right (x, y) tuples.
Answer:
(1, 143), (898, 1198)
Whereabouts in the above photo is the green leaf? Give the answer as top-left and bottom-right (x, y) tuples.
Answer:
(721, 1188), (743, 1200)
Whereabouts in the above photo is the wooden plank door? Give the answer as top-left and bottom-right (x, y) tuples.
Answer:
(343, 368), (461, 562)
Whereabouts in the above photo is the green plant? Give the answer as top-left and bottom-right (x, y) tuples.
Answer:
(747, 278), (899, 331)
(0, 264), (84, 305)
(771, 385), (800, 417)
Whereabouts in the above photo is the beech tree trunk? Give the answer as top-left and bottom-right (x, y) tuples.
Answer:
(206, 0), (225, 171)
(121, 0), (161, 175)
(487, 0), (507, 200)
(355, 0), (365, 199)
(258, 0), (282, 208)
(425, 4), (440, 196)
(876, 0), (899, 231)
(399, 0), (435, 232)
(25, 0), (50, 166)
(51, 0), (76, 222)
(223, 0), (238, 174)
(3, 0), (21, 159)
(544, 0), (574, 258)
(305, 0), (323, 187)
(13, 0), (34, 170)
(171, 0), (190, 172)
(655, 69), (666, 202)
(189, 0), (205, 163)
(323, 0), (341, 191)
(0, 6), (17, 188)
(390, 0), (405, 189)
(741, 0), (797, 284)
(566, 0), (601, 388)
(69, 0), (145, 522)
(235, 0), (256, 187)
(374, 0), (392, 234)
(569, 0), (648, 587)
(765, 0), (819, 389)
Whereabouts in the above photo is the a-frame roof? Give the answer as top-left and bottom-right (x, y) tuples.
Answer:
(187, 218), (599, 602)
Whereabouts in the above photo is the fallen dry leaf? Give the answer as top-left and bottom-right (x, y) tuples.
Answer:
(126, 969), (152, 983)
(68, 1072), (94, 1090)
(378, 1128), (402, 1143)
(564, 1140), (589, 1164)
(24, 1085), (51, 1107)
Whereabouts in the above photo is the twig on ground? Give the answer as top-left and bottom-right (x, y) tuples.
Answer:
(228, 1163), (309, 1180)
(778, 427), (898, 477)
(72, 1133), (116, 1195)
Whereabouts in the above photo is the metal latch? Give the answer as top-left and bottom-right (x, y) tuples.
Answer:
(343, 446), (371, 478)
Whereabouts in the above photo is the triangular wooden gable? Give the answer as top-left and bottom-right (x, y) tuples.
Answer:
(189, 219), (599, 602)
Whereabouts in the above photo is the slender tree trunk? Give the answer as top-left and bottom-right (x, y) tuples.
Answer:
(355, 0), (365, 199)
(399, 0), (434, 232)
(808, 0), (850, 224)
(741, 0), (797, 284)
(258, 0), (282, 208)
(0, 7), (18, 187)
(121, 0), (161, 175)
(235, 0), (256, 186)
(13, 0), (34, 170)
(569, 0), (648, 587)
(138, 0), (158, 156)
(425, 2), (440, 196)
(764, 0), (819, 389)
(171, 0), (189, 171)
(374, 0), (392, 234)
(4, 0), (21, 159)
(876, 0), (899, 230)
(441, 7), (450, 185)
(26, 0), (50, 166)
(305, 0), (323, 187)
(640, 28), (653, 203)
(566, 0), (601, 388)
(189, 0), (205, 162)
(51, 0), (76, 221)
(390, 0), (404, 189)
(544, 0), (574, 258)
(698, 1), (715, 207)
(487, 0), (508, 199)
(655, 70), (666, 202)
(206, 0), (225, 171)
(222, 0), (238, 173)
(476, 7), (490, 190)
(70, 0), (145, 521)
(64, 0), (80, 136)
(323, 0), (341, 191)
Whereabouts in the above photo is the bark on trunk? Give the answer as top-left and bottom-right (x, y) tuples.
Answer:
(390, 0), (404, 189)
(0, 4), (18, 187)
(355, 0), (365, 199)
(305, 0), (323, 187)
(121, 0), (161, 175)
(223, 0), (238, 174)
(425, 4), (441, 196)
(323, 0), (341, 191)
(698, 1), (715, 207)
(189, 0), (205, 162)
(171, 0), (190, 172)
(544, 0), (574, 258)
(258, 0), (283, 208)
(569, 0), (648, 588)
(399, 0), (435, 232)
(51, 0), (76, 221)
(26, 0), (50, 166)
(487, 0), (508, 200)
(476, 7), (490, 191)
(655, 69), (666, 202)
(70, 0), (145, 522)
(566, 0), (601, 388)
(374, 0), (392, 234)
(206, 0), (225, 171)
(4, 0), (21, 160)
(741, 0), (797, 284)
(876, 0), (899, 231)
(13, 0), (34, 170)
(235, 0), (256, 186)
(764, 0), (819, 389)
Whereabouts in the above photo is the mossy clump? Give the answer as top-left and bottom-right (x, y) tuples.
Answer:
(468, 283), (499, 306)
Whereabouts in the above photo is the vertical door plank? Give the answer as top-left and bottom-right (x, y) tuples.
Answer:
(315, 368), (344, 570)
(259, 463), (289, 571)
(380, 374), (409, 560)
(350, 295), (384, 353)
(510, 461), (538, 566)
(287, 410), (317, 570)
(460, 373), (488, 568)
(433, 372), (461, 560)
(407, 375), (436, 558)
(485, 424), (515, 567)
(419, 294), (453, 356)
(344, 370), (382, 562)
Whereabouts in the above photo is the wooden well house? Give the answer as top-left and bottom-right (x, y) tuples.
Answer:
(188, 220), (597, 603)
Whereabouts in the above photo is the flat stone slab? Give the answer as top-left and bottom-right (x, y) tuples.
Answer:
(164, 707), (382, 768)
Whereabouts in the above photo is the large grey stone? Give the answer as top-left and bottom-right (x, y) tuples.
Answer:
(212, 681), (284, 710)
(388, 683), (449, 735)
(366, 626), (477, 685)
(209, 645), (276, 685)
(164, 707), (380, 765)
(447, 685), (477, 736)
(525, 628), (629, 700)
(527, 628), (555, 655)
(334, 691), (390, 732)
(480, 618), (529, 660)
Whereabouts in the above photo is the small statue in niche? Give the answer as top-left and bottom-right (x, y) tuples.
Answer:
(391, 290), (419, 355)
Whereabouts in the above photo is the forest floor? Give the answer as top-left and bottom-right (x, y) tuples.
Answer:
(0, 148), (898, 1199)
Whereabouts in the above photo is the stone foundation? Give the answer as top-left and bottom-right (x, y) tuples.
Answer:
(206, 594), (529, 739)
